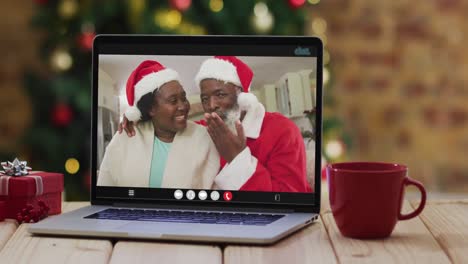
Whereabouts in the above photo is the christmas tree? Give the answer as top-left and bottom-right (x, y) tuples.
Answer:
(23, 0), (319, 200)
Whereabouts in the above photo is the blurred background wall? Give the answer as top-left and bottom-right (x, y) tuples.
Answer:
(311, 0), (468, 193)
(1, 0), (467, 199)
(0, 1), (36, 157)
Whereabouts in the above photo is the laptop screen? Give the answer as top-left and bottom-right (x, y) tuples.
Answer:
(92, 36), (322, 209)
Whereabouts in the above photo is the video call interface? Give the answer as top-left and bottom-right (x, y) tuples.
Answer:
(96, 53), (318, 204)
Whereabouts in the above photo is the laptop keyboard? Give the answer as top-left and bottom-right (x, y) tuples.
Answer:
(85, 208), (285, 226)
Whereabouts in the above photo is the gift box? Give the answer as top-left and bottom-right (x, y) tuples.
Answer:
(0, 172), (63, 219)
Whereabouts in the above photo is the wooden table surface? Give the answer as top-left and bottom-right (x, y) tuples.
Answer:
(1, 193), (467, 263)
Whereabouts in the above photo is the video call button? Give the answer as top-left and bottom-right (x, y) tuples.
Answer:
(198, 190), (208, 200)
(174, 190), (183, 200)
(186, 190), (196, 200)
(210, 191), (220, 201)
(223, 191), (232, 201)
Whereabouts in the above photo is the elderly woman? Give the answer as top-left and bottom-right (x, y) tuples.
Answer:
(98, 60), (219, 189)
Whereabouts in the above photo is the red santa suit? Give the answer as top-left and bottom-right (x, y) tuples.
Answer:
(198, 101), (311, 192)
(195, 56), (312, 193)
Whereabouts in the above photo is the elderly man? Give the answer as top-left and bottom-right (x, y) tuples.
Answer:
(120, 56), (312, 193)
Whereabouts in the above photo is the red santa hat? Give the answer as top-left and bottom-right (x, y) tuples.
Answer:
(125, 60), (180, 121)
(195, 56), (258, 111)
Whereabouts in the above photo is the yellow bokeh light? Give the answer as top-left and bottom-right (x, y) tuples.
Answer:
(154, 9), (182, 30)
(254, 2), (268, 17)
(308, 0), (320, 4)
(321, 34), (327, 46)
(209, 0), (223, 12)
(312, 17), (327, 35)
(325, 140), (344, 159)
(323, 67), (330, 85)
(252, 12), (274, 34)
(177, 22), (206, 35)
(324, 49), (330, 65)
(166, 10), (182, 29)
(50, 49), (73, 72)
(58, 0), (78, 19)
(65, 158), (80, 174)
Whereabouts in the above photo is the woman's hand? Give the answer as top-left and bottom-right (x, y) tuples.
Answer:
(117, 115), (137, 137)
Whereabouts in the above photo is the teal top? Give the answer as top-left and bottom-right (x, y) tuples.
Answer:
(149, 136), (172, 188)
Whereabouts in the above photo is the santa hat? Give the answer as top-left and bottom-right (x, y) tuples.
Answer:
(125, 60), (180, 121)
(195, 56), (258, 111)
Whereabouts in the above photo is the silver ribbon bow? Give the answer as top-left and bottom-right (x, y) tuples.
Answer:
(0, 158), (32, 176)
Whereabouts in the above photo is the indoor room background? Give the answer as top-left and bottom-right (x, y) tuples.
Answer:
(1, 0), (467, 200)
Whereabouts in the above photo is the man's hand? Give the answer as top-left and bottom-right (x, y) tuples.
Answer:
(205, 112), (246, 163)
(117, 115), (136, 137)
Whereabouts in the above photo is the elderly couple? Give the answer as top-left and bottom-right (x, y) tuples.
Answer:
(98, 56), (312, 193)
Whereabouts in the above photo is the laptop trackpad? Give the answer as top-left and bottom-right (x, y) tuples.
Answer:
(118, 222), (191, 238)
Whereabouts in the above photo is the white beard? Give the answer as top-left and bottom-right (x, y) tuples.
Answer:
(223, 105), (241, 135)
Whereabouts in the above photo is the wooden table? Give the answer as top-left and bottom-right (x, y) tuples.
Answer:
(1, 195), (467, 263)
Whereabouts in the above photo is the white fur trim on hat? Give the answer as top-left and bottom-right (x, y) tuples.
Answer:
(237, 92), (258, 111)
(134, 68), (180, 106)
(125, 106), (142, 122)
(195, 58), (241, 88)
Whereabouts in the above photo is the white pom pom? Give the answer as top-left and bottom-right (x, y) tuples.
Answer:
(237, 92), (258, 111)
(125, 106), (142, 122)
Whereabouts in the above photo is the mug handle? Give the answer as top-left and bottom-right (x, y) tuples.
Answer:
(398, 177), (427, 220)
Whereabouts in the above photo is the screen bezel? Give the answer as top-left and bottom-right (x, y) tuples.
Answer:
(91, 35), (323, 213)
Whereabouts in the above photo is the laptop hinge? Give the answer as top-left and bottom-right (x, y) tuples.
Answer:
(112, 203), (295, 214)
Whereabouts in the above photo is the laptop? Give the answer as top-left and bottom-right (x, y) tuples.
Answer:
(29, 35), (323, 244)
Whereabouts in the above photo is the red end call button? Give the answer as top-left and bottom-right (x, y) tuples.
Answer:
(223, 191), (232, 201)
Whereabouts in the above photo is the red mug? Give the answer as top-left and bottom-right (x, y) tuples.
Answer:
(326, 162), (426, 239)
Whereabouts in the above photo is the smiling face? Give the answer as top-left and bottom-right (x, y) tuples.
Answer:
(199, 79), (241, 120)
(150, 80), (190, 133)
